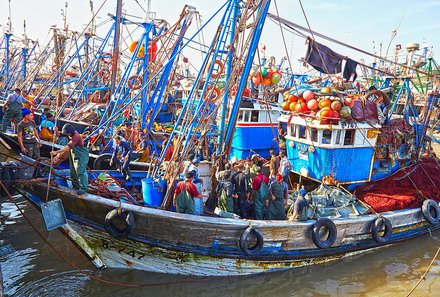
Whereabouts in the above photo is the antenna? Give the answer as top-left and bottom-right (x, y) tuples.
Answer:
(61, 1), (69, 33)
(7, 0), (12, 33)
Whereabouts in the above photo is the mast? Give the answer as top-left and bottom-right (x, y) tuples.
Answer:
(4, 0), (13, 86)
(110, 0), (123, 93)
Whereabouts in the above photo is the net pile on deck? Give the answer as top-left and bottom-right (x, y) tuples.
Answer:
(354, 158), (440, 212)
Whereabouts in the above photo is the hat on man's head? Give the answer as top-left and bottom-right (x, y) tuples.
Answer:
(192, 157), (200, 163)
(22, 108), (31, 117)
(236, 163), (245, 170)
(276, 174), (283, 181)
(256, 166), (262, 173)
(185, 171), (194, 179)
(369, 86), (377, 91)
(299, 189), (307, 196)
(251, 154), (259, 160)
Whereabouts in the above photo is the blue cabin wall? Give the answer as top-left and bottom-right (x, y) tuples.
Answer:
(231, 125), (278, 159)
(286, 141), (375, 183)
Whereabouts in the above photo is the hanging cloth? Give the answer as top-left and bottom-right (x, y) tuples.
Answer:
(305, 37), (344, 74)
(343, 58), (358, 82)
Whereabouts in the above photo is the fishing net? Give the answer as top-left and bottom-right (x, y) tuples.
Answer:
(354, 158), (440, 212)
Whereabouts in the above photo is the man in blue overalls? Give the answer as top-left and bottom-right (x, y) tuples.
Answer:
(110, 136), (133, 180)
(1, 88), (33, 132)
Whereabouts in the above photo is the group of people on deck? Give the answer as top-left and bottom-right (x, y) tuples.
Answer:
(173, 148), (310, 221)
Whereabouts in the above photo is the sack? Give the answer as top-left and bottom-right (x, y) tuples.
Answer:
(40, 127), (54, 141)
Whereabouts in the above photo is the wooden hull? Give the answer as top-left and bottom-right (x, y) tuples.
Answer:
(17, 181), (440, 276)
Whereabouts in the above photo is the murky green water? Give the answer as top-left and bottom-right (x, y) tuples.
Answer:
(0, 145), (439, 297)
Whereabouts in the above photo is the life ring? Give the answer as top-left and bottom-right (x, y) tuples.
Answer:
(101, 52), (112, 64)
(128, 75), (142, 90)
(65, 70), (78, 77)
(371, 217), (393, 244)
(207, 59), (224, 78)
(104, 209), (135, 239)
(422, 199), (440, 225)
(239, 226), (264, 255)
(311, 218), (337, 249)
(93, 153), (114, 170)
(99, 68), (111, 81)
(204, 86), (220, 103)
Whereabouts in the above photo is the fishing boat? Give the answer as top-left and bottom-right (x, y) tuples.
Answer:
(5, 0), (440, 277)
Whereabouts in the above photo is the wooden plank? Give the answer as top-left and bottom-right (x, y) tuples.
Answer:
(0, 134), (12, 150)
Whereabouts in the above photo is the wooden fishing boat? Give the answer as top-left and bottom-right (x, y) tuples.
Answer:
(14, 174), (440, 276)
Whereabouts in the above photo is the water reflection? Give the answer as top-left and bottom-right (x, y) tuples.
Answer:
(1, 196), (439, 297)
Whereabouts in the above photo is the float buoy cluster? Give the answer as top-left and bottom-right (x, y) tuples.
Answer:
(129, 40), (158, 62)
(282, 87), (354, 124)
(250, 66), (282, 87)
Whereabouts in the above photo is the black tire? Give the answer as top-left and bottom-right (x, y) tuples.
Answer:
(104, 209), (135, 239)
(239, 226), (264, 255)
(422, 199), (440, 225)
(93, 153), (114, 170)
(311, 218), (337, 249)
(371, 217), (393, 244)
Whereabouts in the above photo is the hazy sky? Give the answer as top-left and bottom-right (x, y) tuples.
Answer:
(1, 0), (439, 71)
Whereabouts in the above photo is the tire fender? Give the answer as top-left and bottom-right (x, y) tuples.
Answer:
(104, 209), (135, 239)
(93, 153), (114, 170)
(422, 199), (440, 225)
(371, 217), (393, 244)
(311, 218), (337, 249)
(239, 226), (264, 255)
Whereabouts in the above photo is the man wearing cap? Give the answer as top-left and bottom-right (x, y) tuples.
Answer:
(217, 170), (234, 213)
(17, 108), (42, 159)
(174, 171), (208, 215)
(252, 166), (269, 220)
(50, 124), (89, 195)
(266, 174), (288, 220)
(109, 136), (132, 180)
(289, 189), (310, 221)
(231, 163), (252, 218)
(248, 154), (260, 182)
(1, 88), (33, 132)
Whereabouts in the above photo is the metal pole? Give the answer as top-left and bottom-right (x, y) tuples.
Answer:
(110, 0), (123, 94)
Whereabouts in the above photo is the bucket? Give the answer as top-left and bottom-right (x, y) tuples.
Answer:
(142, 178), (166, 207)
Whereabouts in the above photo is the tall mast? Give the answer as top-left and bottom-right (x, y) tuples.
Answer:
(110, 0), (123, 93)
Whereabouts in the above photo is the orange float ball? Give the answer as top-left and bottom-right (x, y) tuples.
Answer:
(294, 103), (303, 112)
(318, 99), (332, 109)
(331, 100), (342, 111)
(282, 101), (290, 111)
(289, 102), (297, 111)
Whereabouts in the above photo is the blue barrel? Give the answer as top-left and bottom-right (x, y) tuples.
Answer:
(142, 178), (167, 207)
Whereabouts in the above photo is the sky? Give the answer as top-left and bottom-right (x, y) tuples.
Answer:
(0, 0), (439, 72)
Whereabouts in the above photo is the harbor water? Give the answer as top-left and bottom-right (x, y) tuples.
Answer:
(0, 146), (439, 296)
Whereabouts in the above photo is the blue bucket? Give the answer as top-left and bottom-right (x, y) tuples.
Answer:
(142, 178), (166, 207)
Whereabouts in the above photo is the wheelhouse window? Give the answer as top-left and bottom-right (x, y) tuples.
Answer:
(251, 111), (259, 122)
(310, 128), (318, 142)
(290, 124), (297, 138)
(322, 130), (332, 145)
(335, 130), (342, 145)
(243, 110), (250, 122)
(299, 125), (306, 139)
(344, 129), (355, 145)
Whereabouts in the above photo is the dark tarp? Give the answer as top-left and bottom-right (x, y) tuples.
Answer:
(305, 37), (344, 74)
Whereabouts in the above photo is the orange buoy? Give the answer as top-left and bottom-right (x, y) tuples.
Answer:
(128, 75), (142, 90)
(207, 60), (224, 78)
(129, 41), (138, 53)
(204, 86), (221, 103)
(101, 52), (112, 64)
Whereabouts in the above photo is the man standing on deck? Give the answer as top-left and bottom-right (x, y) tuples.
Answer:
(50, 124), (89, 195)
(231, 163), (252, 218)
(1, 88), (33, 132)
(252, 167), (269, 220)
(17, 108), (42, 159)
(109, 136), (132, 180)
(269, 148), (280, 180)
(174, 171), (208, 215)
(279, 150), (291, 185)
(267, 174), (288, 220)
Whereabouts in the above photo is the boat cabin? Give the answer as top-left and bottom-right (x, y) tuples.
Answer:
(279, 114), (381, 184)
(230, 101), (281, 160)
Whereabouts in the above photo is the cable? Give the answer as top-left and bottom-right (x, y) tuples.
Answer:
(405, 246), (440, 296)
